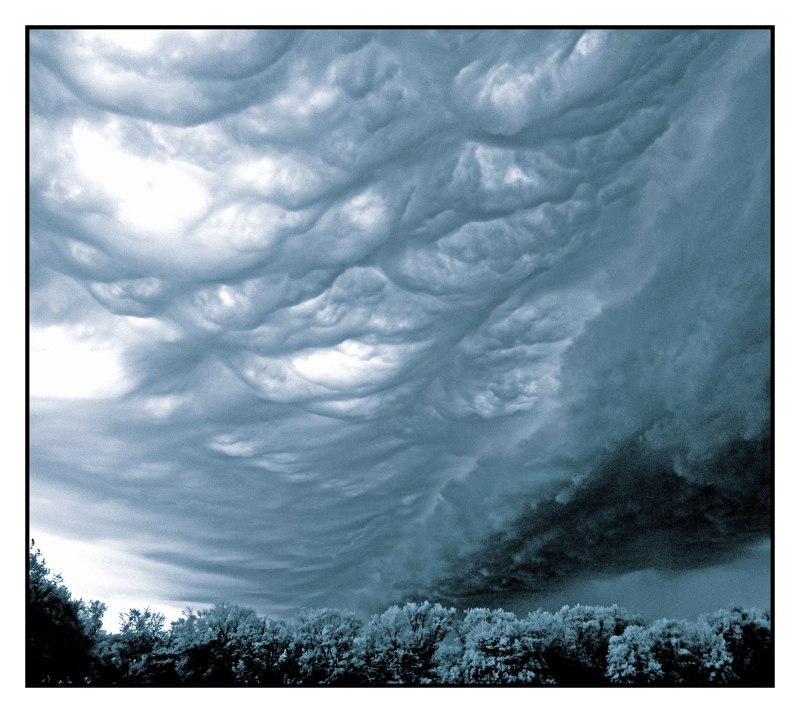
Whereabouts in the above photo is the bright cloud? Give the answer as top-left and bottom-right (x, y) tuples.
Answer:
(30, 325), (131, 400)
(71, 121), (209, 235)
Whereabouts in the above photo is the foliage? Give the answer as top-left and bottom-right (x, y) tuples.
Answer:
(27, 542), (773, 686)
(93, 607), (170, 684)
(282, 608), (363, 684)
(77, 599), (108, 638)
(27, 540), (96, 685)
(698, 605), (772, 685)
(363, 601), (456, 683)
(440, 605), (639, 685)
(606, 625), (664, 684)
(645, 617), (705, 684)
(440, 608), (543, 684)
(168, 603), (288, 685)
(553, 604), (645, 685)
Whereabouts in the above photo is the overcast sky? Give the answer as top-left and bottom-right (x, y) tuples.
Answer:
(28, 28), (771, 627)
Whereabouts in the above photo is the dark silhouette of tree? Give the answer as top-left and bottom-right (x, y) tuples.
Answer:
(27, 540), (95, 686)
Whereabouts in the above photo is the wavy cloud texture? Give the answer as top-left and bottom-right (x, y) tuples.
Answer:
(29, 29), (771, 621)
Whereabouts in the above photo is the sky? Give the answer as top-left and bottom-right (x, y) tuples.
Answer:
(28, 28), (772, 630)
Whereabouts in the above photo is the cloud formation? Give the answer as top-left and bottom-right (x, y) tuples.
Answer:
(29, 29), (771, 622)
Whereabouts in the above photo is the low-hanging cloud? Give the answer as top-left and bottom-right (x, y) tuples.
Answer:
(29, 29), (771, 622)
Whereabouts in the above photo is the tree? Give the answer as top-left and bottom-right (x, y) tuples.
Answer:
(606, 625), (664, 684)
(77, 599), (108, 639)
(553, 604), (643, 685)
(516, 608), (569, 684)
(26, 539), (774, 688)
(644, 618), (704, 685)
(698, 605), (772, 686)
(442, 608), (526, 684)
(441, 607), (565, 684)
(236, 617), (293, 685)
(168, 603), (282, 686)
(27, 540), (96, 686)
(283, 608), (362, 684)
(364, 601), (456, 683)
(697, 625), (736, 684)
(94, 607), (170, 684)
(118, 607), (167, 655)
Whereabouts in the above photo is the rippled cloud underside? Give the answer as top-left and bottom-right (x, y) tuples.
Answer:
(29, 29), (771, 621)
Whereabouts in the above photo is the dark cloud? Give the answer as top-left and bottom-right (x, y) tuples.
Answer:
(29, 29), (771, 623)
(430, 434), (771, 604)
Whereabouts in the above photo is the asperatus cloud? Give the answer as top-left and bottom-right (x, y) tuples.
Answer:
(29, 28), (771, 626)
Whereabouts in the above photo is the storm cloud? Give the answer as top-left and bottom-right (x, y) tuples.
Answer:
(29, 29), (771, 623)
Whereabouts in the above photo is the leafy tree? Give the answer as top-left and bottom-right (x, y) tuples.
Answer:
(697, 625), (736, 684)
(27, 540), (96, 686)
(553, 604), (643, 685)
(697, 605), (772, 686)
(606, 625), (664, 684)
(124, 649), (183, 686)
(77, 599), (108, 638)
(94, 607), (170, 684)
(641, 618), (706, 685)
(363, 601), (456, 683)
(441, 607), (568, 684)
(283, 608), (362, 684)
(118, 607), (167, 656)
(26, 539), (774, 688)
(168, 603), (283, 686)
(516, 608), (570, 684)
(162, 609), (211, 685)
(236, 617), (294, 685)
(441, 608), (528, 684)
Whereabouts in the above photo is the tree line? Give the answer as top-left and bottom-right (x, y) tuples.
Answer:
(27, 540), (773, 686)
